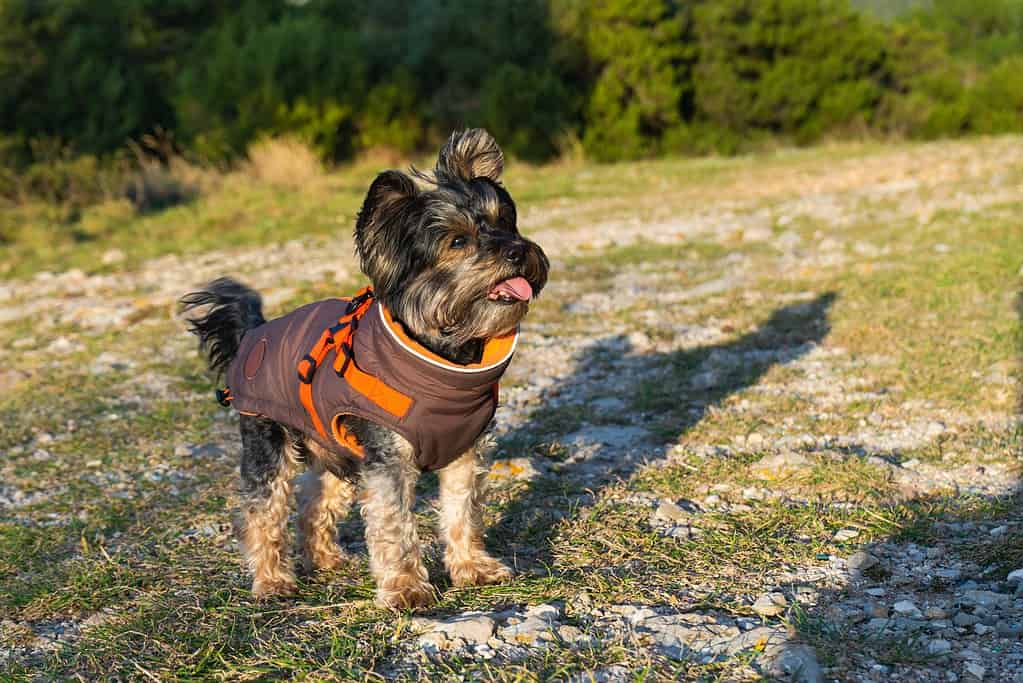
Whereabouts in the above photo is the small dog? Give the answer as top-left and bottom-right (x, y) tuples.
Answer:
(180, 129), (548, 608)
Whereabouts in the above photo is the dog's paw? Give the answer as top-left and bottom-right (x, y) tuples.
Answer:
(251, 576), (298, 599)
(376, 575), (435, 610)
(448, 555), (513, 587)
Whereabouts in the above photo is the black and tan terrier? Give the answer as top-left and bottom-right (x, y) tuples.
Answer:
(180, 129), (549, 608)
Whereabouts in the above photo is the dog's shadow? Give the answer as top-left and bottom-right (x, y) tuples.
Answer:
(486, 292), (837, 574)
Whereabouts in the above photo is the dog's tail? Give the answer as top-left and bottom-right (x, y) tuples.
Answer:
(179, 277), (265, 377)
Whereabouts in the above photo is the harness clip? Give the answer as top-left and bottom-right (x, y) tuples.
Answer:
(215, 387), (233, 407)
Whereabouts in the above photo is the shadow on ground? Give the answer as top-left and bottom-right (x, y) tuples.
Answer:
(491, 292), (837, 571)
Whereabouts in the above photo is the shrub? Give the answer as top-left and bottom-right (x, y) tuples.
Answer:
(173, 3), (366, 162)
(968, 56), (1023, 133)
(479, 64), (569, 162)
(692, 0), (887, 144)
(355, 70), (426, 155)
(123, 159), (199, 213)
(244, 136), (324, 190)
(575, 0), (691, 162)
(876, 22), (971, 138)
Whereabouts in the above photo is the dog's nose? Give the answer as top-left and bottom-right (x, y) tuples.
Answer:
(503, 244), (525, 265)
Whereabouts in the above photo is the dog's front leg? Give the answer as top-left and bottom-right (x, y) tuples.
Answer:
(438, 448), (512, 587)
(360, 438), (433, 609)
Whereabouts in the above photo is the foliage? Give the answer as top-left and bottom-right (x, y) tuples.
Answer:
(1, 0), (1023, 205)
(909, 0), (1023, 66)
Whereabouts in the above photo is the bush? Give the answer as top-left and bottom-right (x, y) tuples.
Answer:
(173, 2), (366, 162)
(969, 56), (1023, 133)
(877, 22), (971, 138)
(480, 64), (569, 162)
(124, 159), (199, 213)
(909, 0), (1023, 66)
(355, 70), (426, 155)
(692, 0), (887, 143)
(575, 0), (691, 162)
(244, 136), (325, 190)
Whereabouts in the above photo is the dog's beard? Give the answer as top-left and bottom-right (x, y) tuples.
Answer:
(389, 268), (529, 349)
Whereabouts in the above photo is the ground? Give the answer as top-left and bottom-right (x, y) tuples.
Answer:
(0, 136), (1021, 682)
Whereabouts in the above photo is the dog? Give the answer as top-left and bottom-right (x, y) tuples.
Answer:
(180, 129), (549, 608)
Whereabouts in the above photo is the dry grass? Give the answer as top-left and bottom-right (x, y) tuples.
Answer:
(244, 136), (325, 190)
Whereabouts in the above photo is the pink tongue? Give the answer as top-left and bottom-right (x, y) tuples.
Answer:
(489, 277), (533, 301)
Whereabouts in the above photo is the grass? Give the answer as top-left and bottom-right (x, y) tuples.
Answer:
(1, 135), (1021, 680)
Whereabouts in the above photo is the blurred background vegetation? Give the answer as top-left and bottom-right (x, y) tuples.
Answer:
(1, 0), (1022, 212)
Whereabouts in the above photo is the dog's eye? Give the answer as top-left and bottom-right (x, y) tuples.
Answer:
(450, 236), (468, 249)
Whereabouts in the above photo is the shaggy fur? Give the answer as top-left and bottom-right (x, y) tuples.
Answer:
(181, 129), (548, 607)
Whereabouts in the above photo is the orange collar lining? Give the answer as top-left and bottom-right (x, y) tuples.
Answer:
(378, 304), (517, 372)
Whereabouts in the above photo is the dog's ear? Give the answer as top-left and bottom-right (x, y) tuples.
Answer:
(354, 170), (419, 294)
(436, 128), (504, 182)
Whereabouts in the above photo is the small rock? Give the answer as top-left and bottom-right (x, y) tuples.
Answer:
(524, 603), (562, 623)
(667, 524), (700, 540)
(864, 618), (896, 634)
(750, 452), (810, 481)
(414, 613), (496, 646)
(590, 397), (626, 415)
(848, 551), (878, 573)
(556, 625), (596, 647)
(892, 600), (923, 619)
(752, 592), (788, 617)
(833, 528), (859, 542)
(964, 662), (986, 680)
(764, 643), (824, 683)
(1006, 569), (1023, 585)
(864, 587), (886, 597)
(866, 602), (889, 619)
(963, 590), (1011, 610)
(742, 487), (766, 501)
(925, 607), (948, 620)
(655, 501), (689, 524)
(974, 624), (993, 636)
(953, 612), (980, 627)
(499, 616), (556, 645)
(996, 620), (1023, 638)
(927, 639), (952, 656)
(489, 458), (539, 482)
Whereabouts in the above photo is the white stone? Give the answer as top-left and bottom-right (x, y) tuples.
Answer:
(926, 639), (952, 656)
(752, 593), (788, 617)
(833, 528), (859, 542)
(1006, 568), (1023, 584)
(414, 613), (496, 646)
(892, 600), (922, 618)
(964, 662), (986, 680)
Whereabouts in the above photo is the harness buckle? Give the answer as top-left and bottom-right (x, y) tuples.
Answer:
(215, 387), (233, 407)
(298, 354), (318, 384)
(345, 289), (374, 314)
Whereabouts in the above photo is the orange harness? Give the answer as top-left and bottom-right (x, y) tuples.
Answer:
(294, 287), (411, 451)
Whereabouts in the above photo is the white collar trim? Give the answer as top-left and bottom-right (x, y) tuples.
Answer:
(376, 304), (518, 373)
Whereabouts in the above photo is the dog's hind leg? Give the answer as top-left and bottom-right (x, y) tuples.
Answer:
(438, 446), (512, 587)
(237, 415), (301, 598)
(298, 442), (357, 573)
(359, 431), (434, 609)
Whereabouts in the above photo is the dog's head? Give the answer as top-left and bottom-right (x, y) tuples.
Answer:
(354, 129), (549, 353)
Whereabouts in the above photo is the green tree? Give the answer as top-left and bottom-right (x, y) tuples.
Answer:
(569, 0), (692, 161)
(692, 0), (887, 143)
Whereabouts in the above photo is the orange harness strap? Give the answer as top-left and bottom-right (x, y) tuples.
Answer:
(296, 288), (412, 443)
